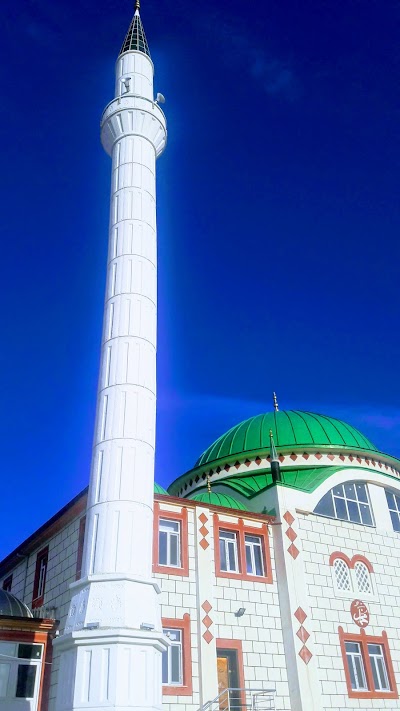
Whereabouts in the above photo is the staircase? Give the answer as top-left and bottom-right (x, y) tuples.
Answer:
(199, 687), (276, 710)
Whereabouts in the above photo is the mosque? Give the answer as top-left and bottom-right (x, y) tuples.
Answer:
(1, 4), (400, 711)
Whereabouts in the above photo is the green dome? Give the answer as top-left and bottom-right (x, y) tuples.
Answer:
(189, 491), (248, 511)
(154, 482), (168, 495)
(196, 410), (377, 467)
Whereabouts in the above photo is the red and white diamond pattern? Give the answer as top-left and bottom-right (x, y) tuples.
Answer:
(283, 511), (299, 559)
(198, 512), (210, 550)
(294, 607), (312, 664)
(201, 600), (213, 644)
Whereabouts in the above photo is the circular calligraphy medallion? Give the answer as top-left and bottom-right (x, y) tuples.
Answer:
(350, 599), (370, 628)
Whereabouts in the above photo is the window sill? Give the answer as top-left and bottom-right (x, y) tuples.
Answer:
(162, 685), (192, 696)
(347, 690), (398, 700)
(153, 563), (189, 577)
(216, 569), (272, 584)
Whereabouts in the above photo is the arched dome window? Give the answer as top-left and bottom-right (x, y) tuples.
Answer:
(354, 561), (372, 594)
(314, 482), (374, 526)
(333, 558), (351, 591)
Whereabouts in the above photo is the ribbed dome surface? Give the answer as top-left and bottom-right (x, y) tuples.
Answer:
(154, 482), (168, 495)
(0, 590), (32, 618)
(196, 410), (377, 467)
(189, 491), (247, 510)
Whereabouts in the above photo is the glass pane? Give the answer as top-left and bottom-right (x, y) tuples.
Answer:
(164, 629), (180, 643)
(18, 644), (42, 660)
(360, 504), (373, 526)
(245, 535), (259, 544)
(347, 500), (361, 523)
(220, 530), (236, 541)
(159, 531), (167, 565)
(390, 510), (400, 532)
(334, 497), (348, 521)
(346, 654), (357, 690)
(385, 490), (395, 508)
(16, 665), (36, 698)
(160, 519), (179, 533)
(228, 541), (237, 571)
(314, 492), (335, 517)
(0, 664), (10, 698)
(253, 545), (264, 576)
(356, 483), (368, 503)
(0, 642), (16, 658)
(375, 657), (390, 690)
(354, 656), (367, 689)
(345, 642), (359, 654)
(161, 649), (168, 683)
(368, 645), (381, 655)
(332, 485), (344, 497)
(344, 483), (356, 499)
(169, 535), (179, 567)
(220, 539), (227, 571)
(245, 545), (252, 574)
(170, 645), (181, 684)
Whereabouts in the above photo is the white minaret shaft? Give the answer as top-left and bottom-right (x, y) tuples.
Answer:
(54, 7), (167, 711)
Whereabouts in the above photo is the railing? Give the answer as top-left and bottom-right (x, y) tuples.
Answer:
(32, 605), (57, 619)
(200, 687), (276, 711)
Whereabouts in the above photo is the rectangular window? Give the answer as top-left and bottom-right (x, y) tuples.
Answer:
(244, 534), (265, 577)
(385, 490), (400, 532)
(162, 629), (182, 685)
(214, 516), (272, 583)
(219, 530), (239, 573)
(32, 546), (49, 608)
(153, 504), (189, 577)
(339, 627), (398, 699)
(159, 519), (181, 568)
(2, 575), (12, 592)
(345, 642), (368, 691)
(161, 615), (192, 696)
(368, 644), (390, 692)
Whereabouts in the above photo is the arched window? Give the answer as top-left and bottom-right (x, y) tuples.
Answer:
(314, 482), (374, 526)
(333, 558), (351, 591)
(354, 561), (371, 594)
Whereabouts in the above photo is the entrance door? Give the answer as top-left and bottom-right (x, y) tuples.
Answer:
(217, 649), (241, 710)
(0, 641), (43, 711)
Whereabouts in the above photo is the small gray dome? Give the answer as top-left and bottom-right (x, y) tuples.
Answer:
(0, 590), (32, 618)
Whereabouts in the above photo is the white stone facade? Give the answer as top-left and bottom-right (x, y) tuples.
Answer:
(3, 467), (400, 710)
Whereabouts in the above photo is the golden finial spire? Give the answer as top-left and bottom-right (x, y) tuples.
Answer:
(207, 473), (212, 494)
(135, 0), (140, 10)
(273, 392), (279, 412)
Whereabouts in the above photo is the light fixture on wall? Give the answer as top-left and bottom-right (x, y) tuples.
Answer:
(140, 622), (155, 631)
(235, 607), (246, 618)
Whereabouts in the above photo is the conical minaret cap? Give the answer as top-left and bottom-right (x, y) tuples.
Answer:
(119, 3), (151, 58)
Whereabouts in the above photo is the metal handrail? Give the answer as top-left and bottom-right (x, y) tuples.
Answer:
(199, 687), (276, 711)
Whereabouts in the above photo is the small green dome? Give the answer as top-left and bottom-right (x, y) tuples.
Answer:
(154, 482), (168, 495)
(189, 491), (248, 511)
(196, 410), (377, 467)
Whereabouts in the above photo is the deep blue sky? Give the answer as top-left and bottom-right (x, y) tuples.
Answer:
(1, 0), (399, 558)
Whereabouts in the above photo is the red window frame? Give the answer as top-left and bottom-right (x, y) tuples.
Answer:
(2, 575), (12, 592)
(339, 627), (398, 699)
(75, 516), (86, 581)
(214, 515), (272, 583)
(161, 614), (192, 696)
(153, 503), (189, 577)
(32, 546), (49, 609)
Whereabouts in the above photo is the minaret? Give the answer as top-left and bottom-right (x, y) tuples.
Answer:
(54, 4), (167, 710)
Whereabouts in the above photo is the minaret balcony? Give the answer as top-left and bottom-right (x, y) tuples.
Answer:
(101, 94), (167, 157)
